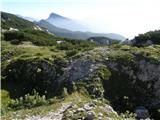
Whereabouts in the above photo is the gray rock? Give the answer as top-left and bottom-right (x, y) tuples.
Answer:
(98, 116), (103, 120)
(98, 113), (103, 117)
(135, 106), (150, 119)
(86, 111), (96, 120)
(77, 108), (85, 112)
(83, 104), (93, 111)
(106, 117), (113, 120)
(105, 105), (118, 115)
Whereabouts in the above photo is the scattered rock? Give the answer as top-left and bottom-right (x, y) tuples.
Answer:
(105, 105), (118, 115)
(98, 113), (103, 117)
(9, 27), (19, 31)
(98, 116), (103, 120)
(77, 108), (85, 112)
(86, 111), (96, 120)
(106, 117), (113, 120)
(83, 103), (94, 111)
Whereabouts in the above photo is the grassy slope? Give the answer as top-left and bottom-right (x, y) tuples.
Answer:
(2, 42), (160, 119)
(2, 92), (134, 120)
(1, 12), (35, 30)
(2, 92), (90, 119)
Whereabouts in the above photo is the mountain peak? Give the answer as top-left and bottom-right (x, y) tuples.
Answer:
(49, 12), (67, 19)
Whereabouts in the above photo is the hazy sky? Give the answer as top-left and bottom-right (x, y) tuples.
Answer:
(2, 0), (160, 38)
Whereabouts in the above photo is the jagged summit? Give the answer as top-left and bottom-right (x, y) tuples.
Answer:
(48, 12), (68, 20)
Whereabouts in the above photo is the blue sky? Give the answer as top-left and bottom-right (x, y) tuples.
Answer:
(2, 0), (160, 38)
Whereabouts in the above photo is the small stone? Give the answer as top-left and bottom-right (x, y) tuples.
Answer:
(105, 57), (109, 60)
(73, 104), (78, 108)
(92, 99), (98, 103)
(7, 59), (11, 62)
(86, 111), (96, 120)
(37, 68), (41, 72)
(89, 68), (93, 72)
(77, 108), (85, 112)
(98, 113), (103, 117)
(98, 116), (103, 120)
(72, 110), (76, 113)
(106, 117), (113, 120)
(68, 110), (73, 114)
(83, 103), (94, 111)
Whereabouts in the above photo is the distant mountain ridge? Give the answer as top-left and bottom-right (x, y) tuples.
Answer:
(1, 11), (126, 41)
(38, 13), (126, 40)
(43, 12), (125, 40)
(49, 13), (69, 20)
(37, 20), (125, 40)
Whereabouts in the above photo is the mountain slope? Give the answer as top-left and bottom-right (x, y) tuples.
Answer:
(1, 12), (36, 30)
(17, 14), (38, 22)
(37, 19), (72, 33)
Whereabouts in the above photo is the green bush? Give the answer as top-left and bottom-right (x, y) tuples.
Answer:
(9, 90), (48, 110)
(97, 66), (111, 80)
(66, 50), (78, 57)
(62, 87), (69, 98)
(56, 39), (96, 52)
(56, 42), (74, 50)
(120, 110), (136, 119)
(133, 30), (160, 46)
(3, 29), (57, 46)
(4, 31), (24, 42)
(1, 90), (11, 107)
(1, 90), (12, 114)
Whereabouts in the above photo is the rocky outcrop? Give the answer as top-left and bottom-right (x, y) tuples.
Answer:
(63, 101), (119, 120)
(56, 46), (160, 119)
(58, 58), (105, 83)
(2, 45), (160, 119)
(58, 46), (160, 104)
(25, 101), (120, 120)
(106, 58), (160, 107)
(2, 58), (57, 98)
(59, 59), (99, 82)
(135, 106), (150, 119)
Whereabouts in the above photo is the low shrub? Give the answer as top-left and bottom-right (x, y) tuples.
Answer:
(4, 31), (25, 44)
(1, 90), (12, 114)
(66, 50), (78, 57)
(9, 90), (48, 110)
(120, 110), (136, 119)
(62, 87), (69, 98)
(3, 30), (57, 46)
(132, 30), (160, 47)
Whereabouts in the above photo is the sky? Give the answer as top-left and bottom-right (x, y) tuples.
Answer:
(2, 0), (160, 39)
